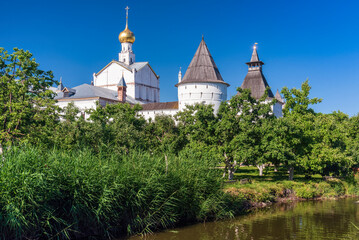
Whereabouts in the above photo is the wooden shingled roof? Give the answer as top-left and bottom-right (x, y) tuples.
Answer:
(140, 101), (178, 111)
(241, 47), (274, 99)
(176, 39), (229, 87)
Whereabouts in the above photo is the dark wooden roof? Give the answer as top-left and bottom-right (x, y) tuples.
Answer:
(140, 101), (179, 111)
(176, 39), (229, 87)
(241, 47), (274, 99)
(241, 71), (274, 99)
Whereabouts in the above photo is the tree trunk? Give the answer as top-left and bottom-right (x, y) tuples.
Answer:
(165, 154), (168, 175)
(257, 164), (265, 176)
(288, 166), (294, 180)
(228, 168), (234, 180)
(222, 166), (227, 179)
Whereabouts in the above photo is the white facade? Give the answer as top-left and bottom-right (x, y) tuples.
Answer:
(119, 42), (135, 65)
(272, 102), (283, 118)
(178, 82), (227, 113)
(140, 109), (178, 120)
(93, 61), (159, 103)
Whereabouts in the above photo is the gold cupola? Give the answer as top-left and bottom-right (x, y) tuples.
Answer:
(119, 6), (135, 44)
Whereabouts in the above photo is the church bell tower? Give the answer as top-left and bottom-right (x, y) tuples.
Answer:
(118, 6), (136, 65)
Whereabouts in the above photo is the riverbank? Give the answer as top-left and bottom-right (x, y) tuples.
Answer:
(224, 166), (359, 210)
(128, 197), (359, 240)
(1, 147), (359, 239)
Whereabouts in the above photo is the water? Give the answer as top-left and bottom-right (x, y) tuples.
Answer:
(128, 198), (359, 240)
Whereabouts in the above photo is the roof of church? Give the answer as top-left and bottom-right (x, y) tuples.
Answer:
(241, 47), (274, 99)
(176, 39), (229, 87)
(95, 60), (159, 79)
(54, 84), (139, 104)
(140, 101), (179, 111)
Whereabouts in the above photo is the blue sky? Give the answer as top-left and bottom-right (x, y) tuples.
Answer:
(2, 0), (359, 115)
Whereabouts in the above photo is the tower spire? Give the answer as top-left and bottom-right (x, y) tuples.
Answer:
(250, 43), (259, 62)
(125, 6), (129, 29)
(178, 67), (182, 83)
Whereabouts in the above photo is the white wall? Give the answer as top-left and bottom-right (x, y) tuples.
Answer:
(272, 102), (283, 118)
(95, 63), (135, 98)
(135, 65), (159, 102)
(139, 109), (178, 121)
(178, 82), (227, 113)
(95, 63), (159, 104)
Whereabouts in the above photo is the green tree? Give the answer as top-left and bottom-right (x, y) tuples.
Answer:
(88, 102), (147, 154)
(0, 48), (57, 147)
(281, 80), (322, 180)
(175, 103), (222, 168)
(303, 112), (352, 177)
(217, 87), (275, 179)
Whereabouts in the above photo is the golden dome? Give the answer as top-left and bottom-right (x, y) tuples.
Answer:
(119, 26), (135, 44)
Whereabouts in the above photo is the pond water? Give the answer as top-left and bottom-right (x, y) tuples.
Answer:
(128, 198), (359, 240)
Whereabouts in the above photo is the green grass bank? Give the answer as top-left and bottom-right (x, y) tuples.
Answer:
(225, 166), (359, 206)
(1, 148), (358, 239)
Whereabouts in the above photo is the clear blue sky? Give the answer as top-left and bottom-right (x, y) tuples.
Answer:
(2, 0), (359, 115)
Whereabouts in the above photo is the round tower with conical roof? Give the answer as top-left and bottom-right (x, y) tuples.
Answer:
(176, 38), (229, 113)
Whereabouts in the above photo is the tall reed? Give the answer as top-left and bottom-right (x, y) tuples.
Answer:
(0, 146), (234, 239)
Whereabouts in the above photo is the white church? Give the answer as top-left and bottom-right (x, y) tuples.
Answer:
(54, 7), (283, 119)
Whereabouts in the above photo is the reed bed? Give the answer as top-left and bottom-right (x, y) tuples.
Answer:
(0, 146), (236, 239)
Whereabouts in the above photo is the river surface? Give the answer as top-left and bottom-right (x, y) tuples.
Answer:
(128, 198), (359, 240)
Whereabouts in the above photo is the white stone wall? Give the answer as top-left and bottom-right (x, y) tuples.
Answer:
(178, 82), (227, 113)
(134, 65), (159, 103)
(94, 63), (135, 98)
(56, 98), (117, 119)
(139, 109), (178, 121)
(95, 63), (159, 104)
(272, 102), (283, 118)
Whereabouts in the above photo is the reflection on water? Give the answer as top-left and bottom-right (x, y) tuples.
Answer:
(127, 198), (359, 240)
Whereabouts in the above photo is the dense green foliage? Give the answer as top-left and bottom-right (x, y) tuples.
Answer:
(0, 147), (238, 239)
(2, 48), (359, 239)
(0, 48), (57, 146)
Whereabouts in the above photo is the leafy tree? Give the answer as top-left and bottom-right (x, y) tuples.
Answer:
(88, 102), (147, 154)
(302, 112), (352, 177)
(145, 115), (184, 174)
(280, 80), (322, 180)
(175, 103), (218, 146)
(217, 87), (275, 179)
(0, 48), (57, 147)
(175, 103), (222, 168)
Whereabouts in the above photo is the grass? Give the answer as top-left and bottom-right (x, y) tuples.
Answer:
(232, 165), (323, 182)
(224, 166), (359, 203)
(0, 146), (240, 239)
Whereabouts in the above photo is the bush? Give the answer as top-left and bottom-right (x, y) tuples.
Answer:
(294, 184), (318, 199)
